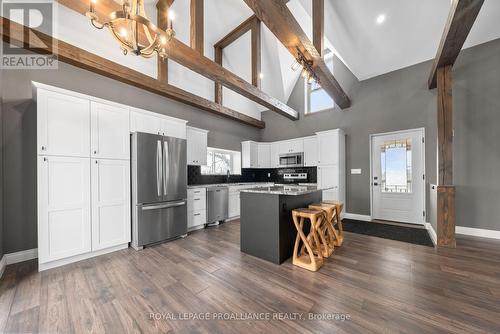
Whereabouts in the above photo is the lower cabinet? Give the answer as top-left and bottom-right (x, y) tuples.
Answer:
(38, 156), (92, 264)
(228, 191), (240, 219)
(187, 187), (206, 230)
(91, 159), (131, 251)
(38, 155), (131, 269)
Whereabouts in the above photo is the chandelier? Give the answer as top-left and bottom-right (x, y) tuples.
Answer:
(86, 0), (175, 58)
(291, 48), (319, 84)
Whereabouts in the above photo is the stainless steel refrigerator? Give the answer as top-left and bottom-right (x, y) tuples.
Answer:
(131, 132), (187, 249)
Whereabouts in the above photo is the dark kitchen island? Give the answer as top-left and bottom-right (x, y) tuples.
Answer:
(239, 185), (323, 264)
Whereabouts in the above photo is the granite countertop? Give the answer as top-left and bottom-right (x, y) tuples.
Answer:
(188, 182), (273, 189)
(240, 185), (331, 196)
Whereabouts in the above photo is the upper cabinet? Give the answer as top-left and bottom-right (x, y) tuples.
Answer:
(270, 143), (280, 168)
(130, 107), (187, 139)
(317, 130), (340, 166)
(279, 139), (303, 155)
(91, 102), (130, 160)
(303, 136), (318, 167)
(242, 141), (258, 168)
(257, 143), (271, 168)
(187, 126), (208, 166)
(37, 89), (90, 157)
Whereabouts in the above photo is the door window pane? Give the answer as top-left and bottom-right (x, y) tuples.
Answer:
(380, 139), (412, 193)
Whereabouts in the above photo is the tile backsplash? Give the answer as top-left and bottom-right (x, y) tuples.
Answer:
(187, 166), (317, 185)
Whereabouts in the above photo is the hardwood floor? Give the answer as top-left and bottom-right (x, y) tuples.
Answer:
(1, 220), (500, 333)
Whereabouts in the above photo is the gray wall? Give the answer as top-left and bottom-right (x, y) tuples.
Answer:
(0, 67), (3, 259)
(262, 38), (500, 232)
(1, 57), (260, 254)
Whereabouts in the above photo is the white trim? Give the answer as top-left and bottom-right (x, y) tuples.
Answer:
(0, 248), (39, 279)
(5, 248), (38, 265)
(369, 127), (426, 225)
(0, 256), (6, 279)
(343, 213), (372, 222)
(425, 223), (437, 246)
(456, 226), (500, 240)
(39, 243), (128, 272)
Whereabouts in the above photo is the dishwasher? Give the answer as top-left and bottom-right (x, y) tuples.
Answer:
(207, 187), (229, 225)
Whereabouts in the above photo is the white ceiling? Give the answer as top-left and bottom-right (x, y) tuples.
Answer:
(301, 0), (500, 81)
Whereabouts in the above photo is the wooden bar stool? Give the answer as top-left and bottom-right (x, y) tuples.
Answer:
(291, 208), (325, 272)
(323, 201), (345, 246)
(308, 203), (337, 255)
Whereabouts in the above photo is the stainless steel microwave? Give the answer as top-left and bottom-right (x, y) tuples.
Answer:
(279, 152), (304, 168)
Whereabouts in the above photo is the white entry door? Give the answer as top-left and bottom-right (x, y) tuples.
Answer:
(371, 128), (425, 224)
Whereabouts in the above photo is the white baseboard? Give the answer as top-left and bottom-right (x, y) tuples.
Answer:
(343, 213), (372, 222)
(5, 248), (38, 265)
(425, 223), (437, 246)
(0, 256), (6, 279)
(38, 243), (128, 272)
(0, 248), (38, 279)
(456, 226), (500, 240)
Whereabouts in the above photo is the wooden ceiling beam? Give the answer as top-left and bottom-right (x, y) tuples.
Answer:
(312, 0), (324, 58)
(242, 0), (351, 109)
(0, 17), (265, 129)
(214, 15), (257, 49)
(428, 0), (484, 89)
(56, 0), (298, 120)
(190, 0), (204, 54)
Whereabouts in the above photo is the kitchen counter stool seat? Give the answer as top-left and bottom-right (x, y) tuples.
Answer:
(291, 208), (325, 272)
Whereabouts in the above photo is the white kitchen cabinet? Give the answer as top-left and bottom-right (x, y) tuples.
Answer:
(187, 188), (207, 230)
(187, 126), (208, 165)
(257, 143), (271, 168)
(228, 192), (240, 219)
(270, 143), (280, 168)
(130, 108), (187, 139)
(91, 159), (131, 251)
(303, 136), (318, 167)
(38, 156), (91, 264)
(279, 139), (304, 155)
(91, 102), (130, 160)
(242, 141), (258, 168)
(37, 89), (90, 157)
(317, 130), (340, 166)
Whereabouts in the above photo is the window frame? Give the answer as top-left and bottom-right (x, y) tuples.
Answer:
(200, 147), (242, 175)
(304, 51), (336, 115)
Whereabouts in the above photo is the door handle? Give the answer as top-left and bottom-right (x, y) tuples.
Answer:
(163, 141), (169, 196)
(156, 140), (162, 197)
(142, 201), (186, 211)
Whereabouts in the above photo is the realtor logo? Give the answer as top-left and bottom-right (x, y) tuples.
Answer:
(1, 0), (58, 69)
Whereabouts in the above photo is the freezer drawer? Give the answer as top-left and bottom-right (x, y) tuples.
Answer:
(136, 200), (187, 246)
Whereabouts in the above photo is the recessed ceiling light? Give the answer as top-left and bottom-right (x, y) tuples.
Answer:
(376, 14), (386, 25)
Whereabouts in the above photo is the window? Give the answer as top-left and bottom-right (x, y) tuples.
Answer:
(380, 139), (412, 193)
(201, 148), (241, 175)
(305, 51), (335, 114)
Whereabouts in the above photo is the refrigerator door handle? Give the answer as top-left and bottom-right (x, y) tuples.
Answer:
(163, 141), (169, 196)
(156, 140), (162, 197)
(141, 201), (186, 211)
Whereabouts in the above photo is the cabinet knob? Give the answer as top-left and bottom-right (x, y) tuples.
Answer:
(94, 150), (97, 154)
(41, 146), (46, 151)
(43, 157), (47, 162)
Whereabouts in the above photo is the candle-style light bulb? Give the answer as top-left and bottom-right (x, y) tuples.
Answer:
(167, 10), (175, 30)
(90, 0), (97, 13)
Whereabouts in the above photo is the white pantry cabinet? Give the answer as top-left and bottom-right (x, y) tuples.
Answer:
(187, 126), (208, 165)
(241, 141), (258, 168)
(316, 129), (345, 204)
(91, 159), (131, 251)
(303, 136), (318, 167)
(257, 143), (271, 168)
(38, 156), (91, 264)
(37, 89), (90, 157)
(91, 101), (130, 160)
(317, 130), (340, 166)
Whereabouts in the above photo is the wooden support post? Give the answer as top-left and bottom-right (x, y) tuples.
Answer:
(251, 18), (261, 88)
(312, 0), (324, 57)
(437, 65), (453, 185)
(437, 186), (456, 248)
(436, 65), (456, 248)
(214, 46), (223, 104)
(156, 1), (170, 83)
(190, 0), (204, 55)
